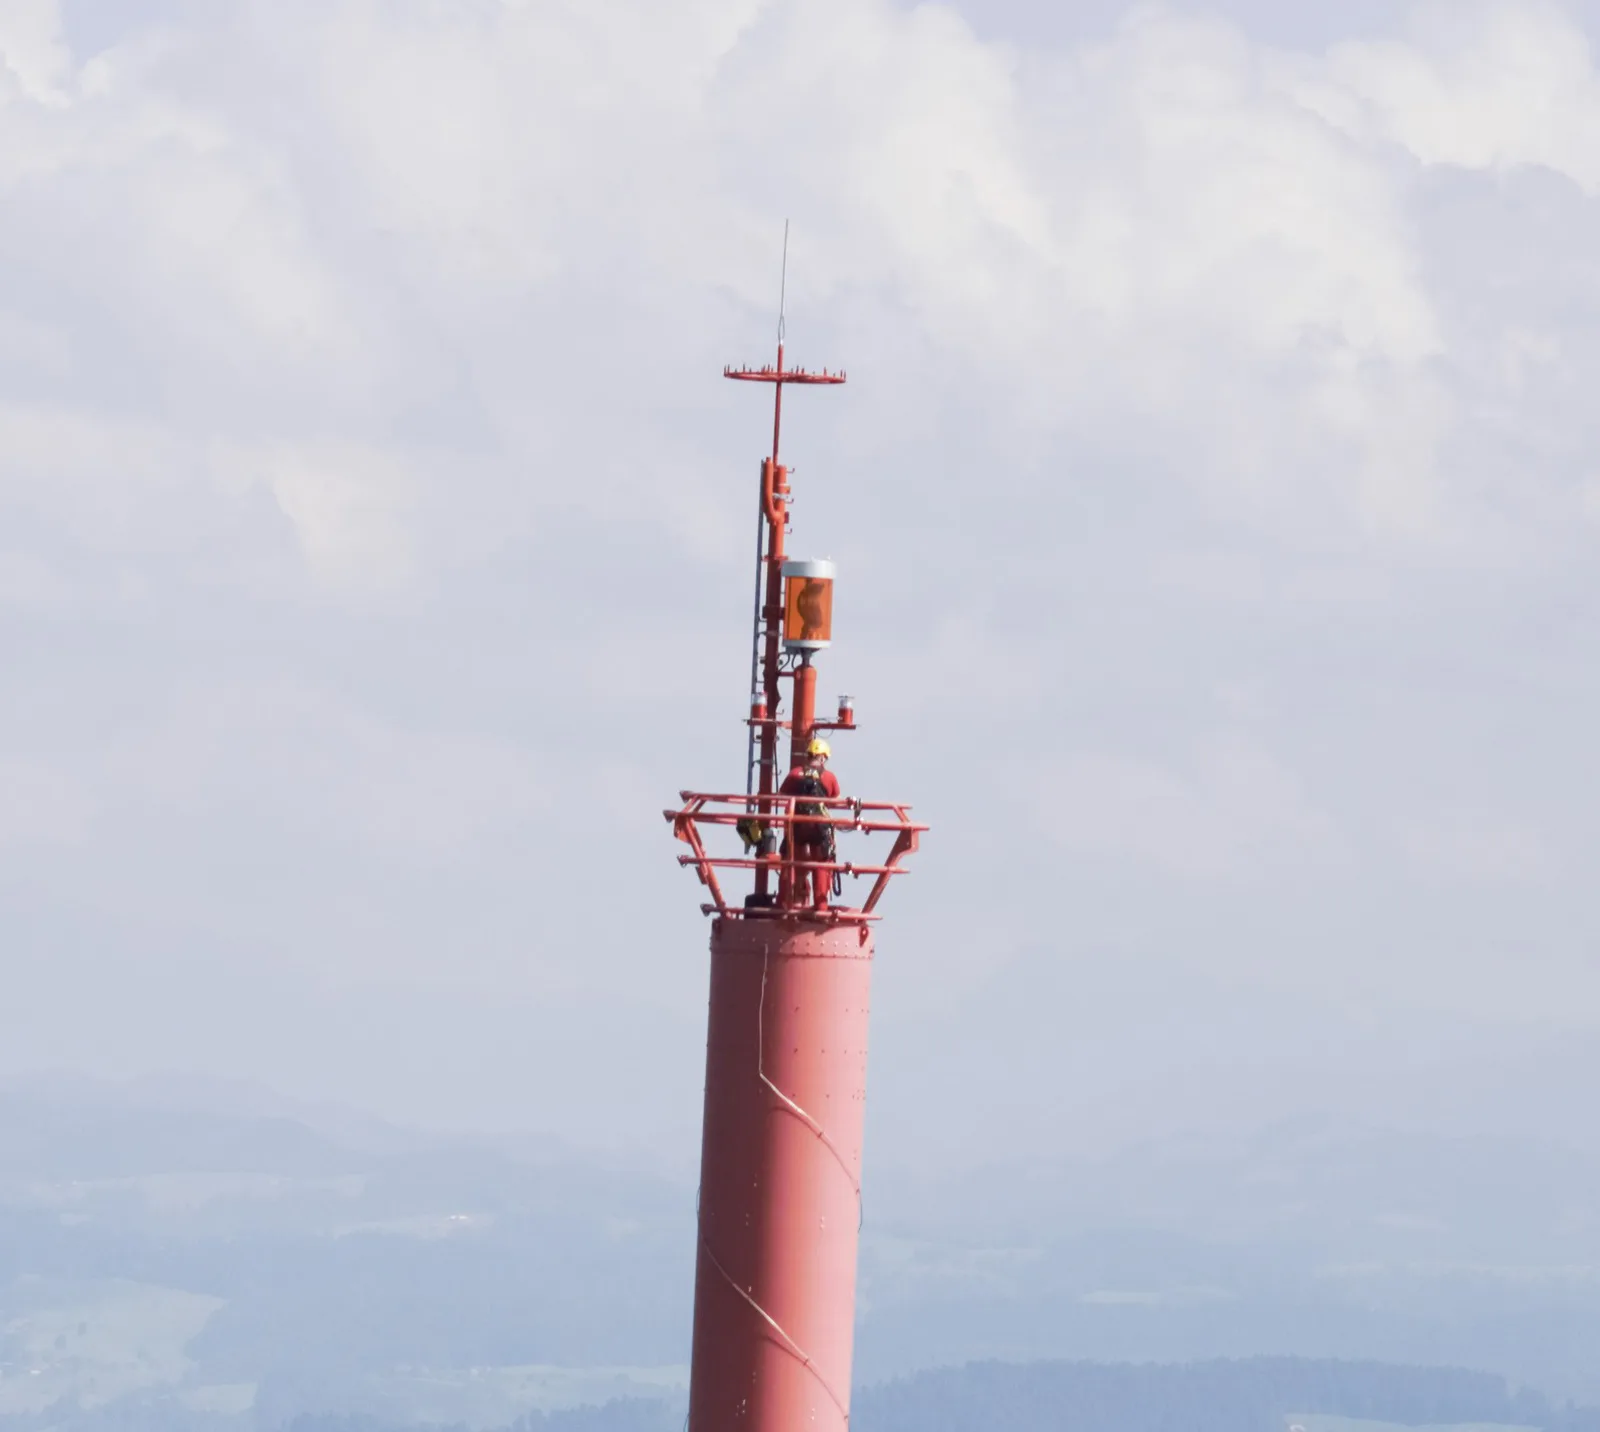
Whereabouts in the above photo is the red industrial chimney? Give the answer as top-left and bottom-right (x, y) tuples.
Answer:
(666, 326), (925, 1432)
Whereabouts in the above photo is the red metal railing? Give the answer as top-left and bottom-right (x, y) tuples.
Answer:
(666, 792), (925, 922)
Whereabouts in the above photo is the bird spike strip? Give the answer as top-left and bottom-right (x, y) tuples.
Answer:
(724, 363), (847, 385)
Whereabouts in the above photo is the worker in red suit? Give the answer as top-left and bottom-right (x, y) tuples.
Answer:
(780, 737), (840, 909)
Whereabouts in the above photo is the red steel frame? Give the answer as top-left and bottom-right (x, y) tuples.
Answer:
(667, 338), (925, 921)
(729, 343), (843, 901)
(668, 791), (925, 922)
(671, 329), (923, 1432)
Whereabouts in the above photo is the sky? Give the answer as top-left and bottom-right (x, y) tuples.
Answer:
(2, 0), (1600, 1174)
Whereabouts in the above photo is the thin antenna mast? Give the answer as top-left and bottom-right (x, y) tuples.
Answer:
(725, 226), (845, 826)
(777, 219), (789, 343)
(745, 221), (790, 795)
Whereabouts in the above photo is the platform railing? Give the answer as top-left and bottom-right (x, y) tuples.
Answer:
(666, 792), (926, 922)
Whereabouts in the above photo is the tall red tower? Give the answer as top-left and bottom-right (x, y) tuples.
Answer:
(666, 325), (925, 1432)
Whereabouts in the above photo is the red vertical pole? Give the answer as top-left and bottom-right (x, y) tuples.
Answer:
(760, 341), (788, 803)
(789, 659), (816, 773)
(759, 461), (789, 799)
(771, 341), (784, 466)
(754, 457), (788, 902)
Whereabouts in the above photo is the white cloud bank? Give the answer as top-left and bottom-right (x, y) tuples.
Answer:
(5, 0), (1595, 571)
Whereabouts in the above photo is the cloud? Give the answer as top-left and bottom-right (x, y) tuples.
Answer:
(234, 0), (1590, 554)
(259, 442), (418, 584)
(0, 0), (71, 102)
(1303, 1), (1600, 189)
(7, 0), (1585, 577)
(3, 0), (1600, 1139)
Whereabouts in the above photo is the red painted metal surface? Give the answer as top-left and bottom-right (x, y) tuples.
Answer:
(673, 325), (923, 1432)
(687, 917), (873, 1432)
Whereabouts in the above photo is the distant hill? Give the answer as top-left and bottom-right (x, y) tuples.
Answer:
(0, 1398), (679, 1432)
(279, 1403), (679, 1432)
(7, 1078), (1600, 1425)
(851, 1359), (1600, 1432)
(25, 1361), (1596, 1432)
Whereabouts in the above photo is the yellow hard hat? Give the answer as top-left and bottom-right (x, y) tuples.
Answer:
(807, 737), (831, 759)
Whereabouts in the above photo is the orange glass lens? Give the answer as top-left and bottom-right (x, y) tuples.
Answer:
(783, 574), (833, 645)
